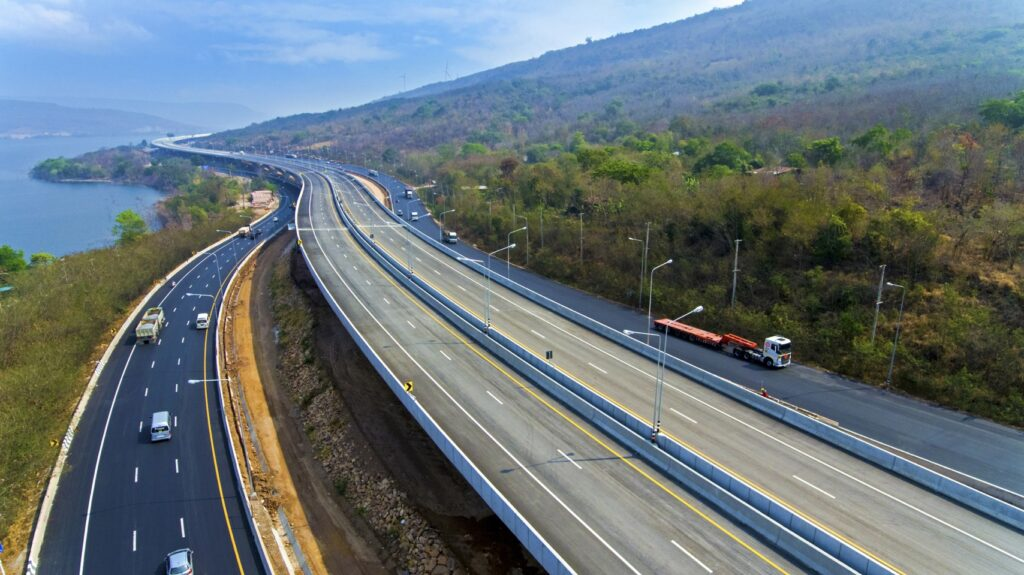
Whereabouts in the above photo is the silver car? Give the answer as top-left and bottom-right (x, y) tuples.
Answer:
(165, 548), (193, 575)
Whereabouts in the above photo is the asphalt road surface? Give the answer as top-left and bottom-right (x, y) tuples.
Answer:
(326, 169), (1024, 574)
(37, 201), (291, 575)
(297, 170), (801, 574)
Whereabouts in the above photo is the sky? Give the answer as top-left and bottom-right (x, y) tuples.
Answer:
(0, 0), (740, 120)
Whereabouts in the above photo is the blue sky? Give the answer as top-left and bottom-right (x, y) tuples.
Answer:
(0, 0), (739, 119)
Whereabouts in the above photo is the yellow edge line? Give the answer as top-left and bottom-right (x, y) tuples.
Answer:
(322, 174), (791, 574)
(203, 249), (246, 574)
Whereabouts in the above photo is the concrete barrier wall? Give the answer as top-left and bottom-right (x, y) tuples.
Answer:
(298, 175), (575, 575)
(326, 177), (865, 575)
(340, 169), (1024, 534)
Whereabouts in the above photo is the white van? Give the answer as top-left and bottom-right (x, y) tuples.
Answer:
(444, 231), (458, 244)
(151, 411), (171, 442)
(195, 313), (209, 330)
(410, 211), (420, 221)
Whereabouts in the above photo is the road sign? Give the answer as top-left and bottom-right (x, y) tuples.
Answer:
(403, 380), (414, 393)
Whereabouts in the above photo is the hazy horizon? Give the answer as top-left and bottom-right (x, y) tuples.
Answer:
(1, 0), (740, 120)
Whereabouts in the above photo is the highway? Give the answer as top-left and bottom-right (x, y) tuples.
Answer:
(295, 170), (802, 573)
(369, 171), (1024, 500)
(322, 168), (1024, 574)
(36, 201), (291, 574)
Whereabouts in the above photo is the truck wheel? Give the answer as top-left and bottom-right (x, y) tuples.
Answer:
(763, 357), (773, 368)
(732, 348), (742, 358)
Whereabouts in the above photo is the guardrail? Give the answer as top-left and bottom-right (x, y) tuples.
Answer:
(348, 168), (1024, 534)
(326, 174), (870, 574)
(296, 173), (575, 575)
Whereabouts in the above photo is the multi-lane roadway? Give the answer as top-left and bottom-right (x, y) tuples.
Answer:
(321, 168), (1024, 574)
(36, 202), (290, 574)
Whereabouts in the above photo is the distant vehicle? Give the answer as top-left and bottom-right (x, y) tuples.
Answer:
(150, 411), (171, 442)
(285, 153), (298, 159)
(165, 548), (193, 575)
(195, 313), (209, 330)
(368, 169), (379, 178)
(135, 307), (166, 344)
(397, 208), (404, 217)
(405, 188), (414, 198)
(443, 231), (458, 244)
(273, 216), (279, 222)
(410, 211), (420, 221)
(238, 225), (253, 238)
(654, 319), (792, 368)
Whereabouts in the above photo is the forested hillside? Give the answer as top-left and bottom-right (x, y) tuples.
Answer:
(196, 0), (1024, 424)
(205, 0), (1024, 155)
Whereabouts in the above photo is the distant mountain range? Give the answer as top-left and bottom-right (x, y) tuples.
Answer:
(24, 97), (264, 132)
(0, 100), (201, 139)
(208, 0), (1024, 152)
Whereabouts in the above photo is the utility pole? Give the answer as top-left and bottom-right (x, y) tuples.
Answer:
(731, 238), (742, 308)
(871, 264), (886, 344)
(579, 211), (584, 265)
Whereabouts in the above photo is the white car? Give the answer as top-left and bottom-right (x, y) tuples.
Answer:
(195, 313), (209, 330)
(165, 548), (194, 575)
(410, 211), (420, 221)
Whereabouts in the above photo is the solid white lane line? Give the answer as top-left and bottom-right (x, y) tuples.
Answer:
(352, 266), (358, 271)
(180, 517), (186, 538)
(177, 357), (181, 365)
(406, 320), (416, 329)
(175, 383), (179, 393)
(79, 344), (138, 574)
(173, 416), (177, 427)
(415, 256), (422, 262)
(150, 361), (155, 369)
(439, 350), (453, 361)
(558, 449), (583, 470)
(671, 540), (713, 573)
(132, 530), (137, 552)
(181, 337), (186, 344)
(587, 362), (608, 374)
(175, 459), (180, 474)
(491, 306), (501, 313)
(486, 390), (504, 405)
(793, 475), (836, 500)
(366, 280), (372, 285)
(530, 329), (546, 339)
(144, 388), (148, 397)
(134, 467), (138, 483)
(382, 297), (391, 305)
(669, 408), (698, 424)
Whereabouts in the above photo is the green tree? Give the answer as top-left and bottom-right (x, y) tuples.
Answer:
(979, 91), (1024, 130)
(0, 245), (27, 273)
(113, 210), (149, 245)
(784, 152), (808, 169)
(814, 214), (853, 265)
(805, 137), (844, 166)
(592, 157), (650, 184)
(460, 142), (488, 157)
(29, 252), (56, 266)
(693, 141), (752, 175)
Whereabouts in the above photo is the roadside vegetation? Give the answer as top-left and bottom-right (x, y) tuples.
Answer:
(399, 94), (1024, 426)
(0, 156), (257, 550)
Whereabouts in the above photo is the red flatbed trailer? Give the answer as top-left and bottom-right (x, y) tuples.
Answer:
(653, 318), (792, 368)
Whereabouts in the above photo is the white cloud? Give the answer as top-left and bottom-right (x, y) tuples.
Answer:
(0, 0), (150, 47)
(218, 33), (394, 64)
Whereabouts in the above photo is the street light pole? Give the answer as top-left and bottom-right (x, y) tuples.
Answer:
(507, 226), (527, 277)
(647, 258), (673, 345)
(884, 281), (906, 388)
(439, 209), (455, 241)
(516, 214), (529, 266)
(628, 236), (644, 309)
(731, 239), (742, 308)
(871, 264), (887, 344)
(486, 243), (516, 328)
(579, 211), (584, 265)
(652, 305), (703, 440)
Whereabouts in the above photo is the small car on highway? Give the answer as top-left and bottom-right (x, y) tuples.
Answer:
(165, 548), (193, 575)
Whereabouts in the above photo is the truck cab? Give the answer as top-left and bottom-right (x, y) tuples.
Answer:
(762, 336), (792, 368)
(405, 188), (414, 198)
(443, 231), (458, 244)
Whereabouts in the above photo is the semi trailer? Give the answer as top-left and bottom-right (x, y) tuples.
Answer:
(653, 318), (791, 368)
